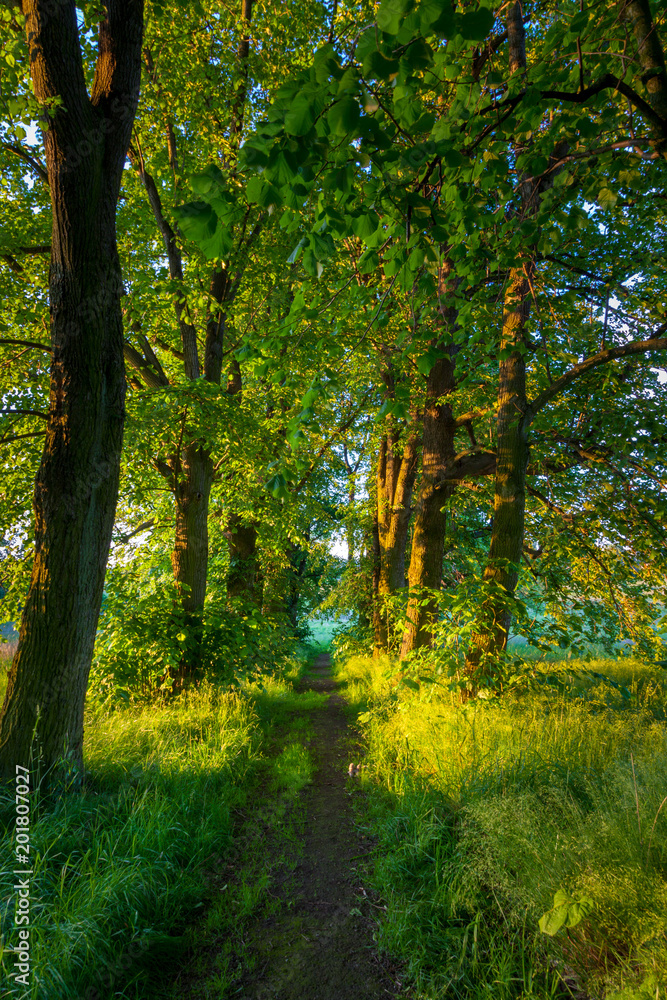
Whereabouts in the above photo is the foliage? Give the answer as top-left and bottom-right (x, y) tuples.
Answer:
(92, 551), (299, 702)
(0, 665), (323, 999)
(337, 653), (667, 998)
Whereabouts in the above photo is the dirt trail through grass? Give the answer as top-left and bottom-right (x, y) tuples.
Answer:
(232, 652), (402, 1000)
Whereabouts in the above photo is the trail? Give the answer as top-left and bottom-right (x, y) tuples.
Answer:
(233, 652), (403, 1000)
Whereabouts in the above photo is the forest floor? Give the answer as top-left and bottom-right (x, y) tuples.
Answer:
(171, 652), (405, 1000)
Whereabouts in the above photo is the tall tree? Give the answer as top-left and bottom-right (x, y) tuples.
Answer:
(0, 0), (143, 783)
(400, 265), (459, 657)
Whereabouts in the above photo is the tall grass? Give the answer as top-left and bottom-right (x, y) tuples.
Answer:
(0, 680), (274, 999)
(337, 655), (667, 999)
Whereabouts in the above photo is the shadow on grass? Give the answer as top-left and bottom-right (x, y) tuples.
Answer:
(337, 654), (667, 1000)
(0, 668), (328, 1000)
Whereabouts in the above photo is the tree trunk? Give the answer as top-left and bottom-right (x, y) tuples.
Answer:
(226, 514), (261, 604)
(370, 502), (382, 647)
(373, 425), (419, 655)
(134, 0), (255, 687)
(0, 0), (143, 785)
(400, 355), (457, 657)
(463, 265), (531, 686)
(170, 443), (213, 685)
(622, 0), (667, 152)
(400, 261), (460, 657)
(464, 2), (532, 691)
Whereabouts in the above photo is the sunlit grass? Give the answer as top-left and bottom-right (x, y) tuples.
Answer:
(0, 642), (14, 703)
(338, 654), (667, 999)
(0, 669), (317, 999)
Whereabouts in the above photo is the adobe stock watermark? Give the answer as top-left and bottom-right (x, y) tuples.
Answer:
(8, 765), (32, 995)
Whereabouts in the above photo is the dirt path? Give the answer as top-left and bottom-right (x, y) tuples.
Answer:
(233, 653), (403, 1000)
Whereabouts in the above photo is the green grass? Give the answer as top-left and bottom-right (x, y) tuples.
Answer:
(0, 665), (321, 1000)
(337, 654), (667, 1000)
(0, 644), (13, 703)
(303, 614), (338, 650)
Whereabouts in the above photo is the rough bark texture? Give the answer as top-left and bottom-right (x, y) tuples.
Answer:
(464, 2), (532, 690)
(622, 0), (667, 149)
(463, 265), (531, 684)
(400, 263), (460, 658)
(0, 0), (143, 784)
(400, 356), (457, 657)
(226, 514), (262, 605)
(373, 424), (419, 655)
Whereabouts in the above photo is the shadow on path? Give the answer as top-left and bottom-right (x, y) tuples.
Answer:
(234, 652), (403, 1000)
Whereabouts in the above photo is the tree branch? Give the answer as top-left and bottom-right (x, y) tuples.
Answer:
(0, 409), (48, 420)
(0, 430), (46, 445)
(1, 141), (48, 183)
(0, 338), (51, 353)
(123, 341), (170, 389)
(481, 72), (667, 134)
(528, 331), (667, 419)
(114, 519), (155, 544)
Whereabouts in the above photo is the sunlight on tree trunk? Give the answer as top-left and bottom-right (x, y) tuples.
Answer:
(0, 0), (143, 785)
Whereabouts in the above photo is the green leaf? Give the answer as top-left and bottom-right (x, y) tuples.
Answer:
(415, 352), (434, 375)
(377, 0), (414, 35)
(401, 37), (434, 72)
(287, 238), (306, 264)
(189, 164), (225, 196)
(266, 473), (290, 500)
(265, 150), (299, 185)
(358, 249), (379, 273)
(419, 0), (455, 34)
(173, 200), (217, 241)
(598, 187), (618, 210)
(456, 8), (494, 40)
(539, 892), (594, 936)
(352, 211), (380, 243)
(327, 97), (361, 134)
(284, 94), (322, 136)
(363, 49), (401, 81)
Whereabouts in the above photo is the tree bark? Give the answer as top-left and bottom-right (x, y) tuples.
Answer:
(400, 356), (457, 656)
(373, 423), (419, 655)
(464, 2), (533, 691)
(622, 0), (667, 150)
(170, 442), (213, 684)
(226, 514), (261, 605)
(0, 0), (143, 784)
(463, 265), (531, 685)
(400, 264), (460, 658)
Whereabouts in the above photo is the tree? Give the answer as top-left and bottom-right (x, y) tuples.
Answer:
(0, 0), (144, 784)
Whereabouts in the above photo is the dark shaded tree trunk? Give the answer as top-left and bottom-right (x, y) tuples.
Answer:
(0, 0), (143, 784)
(226, 514), (262, 605)
(370, 503), (382, 644)
(400, 264), (460, 657)
(373, 424), (419, 655)
(400, 356), (457, 656)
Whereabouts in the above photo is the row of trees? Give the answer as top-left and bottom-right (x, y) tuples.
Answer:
(1, 0), (666, 782)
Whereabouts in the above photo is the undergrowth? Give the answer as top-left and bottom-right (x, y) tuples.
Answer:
(338, 654), (667, 1000)
(0, 660), (322, 1000)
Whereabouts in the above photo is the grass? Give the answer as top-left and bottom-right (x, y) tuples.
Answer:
(303, 615), (338, 650)
(0, 641), (14, 702)
(0, 662), (324, 1000)
(337, 653), (667, 1000)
